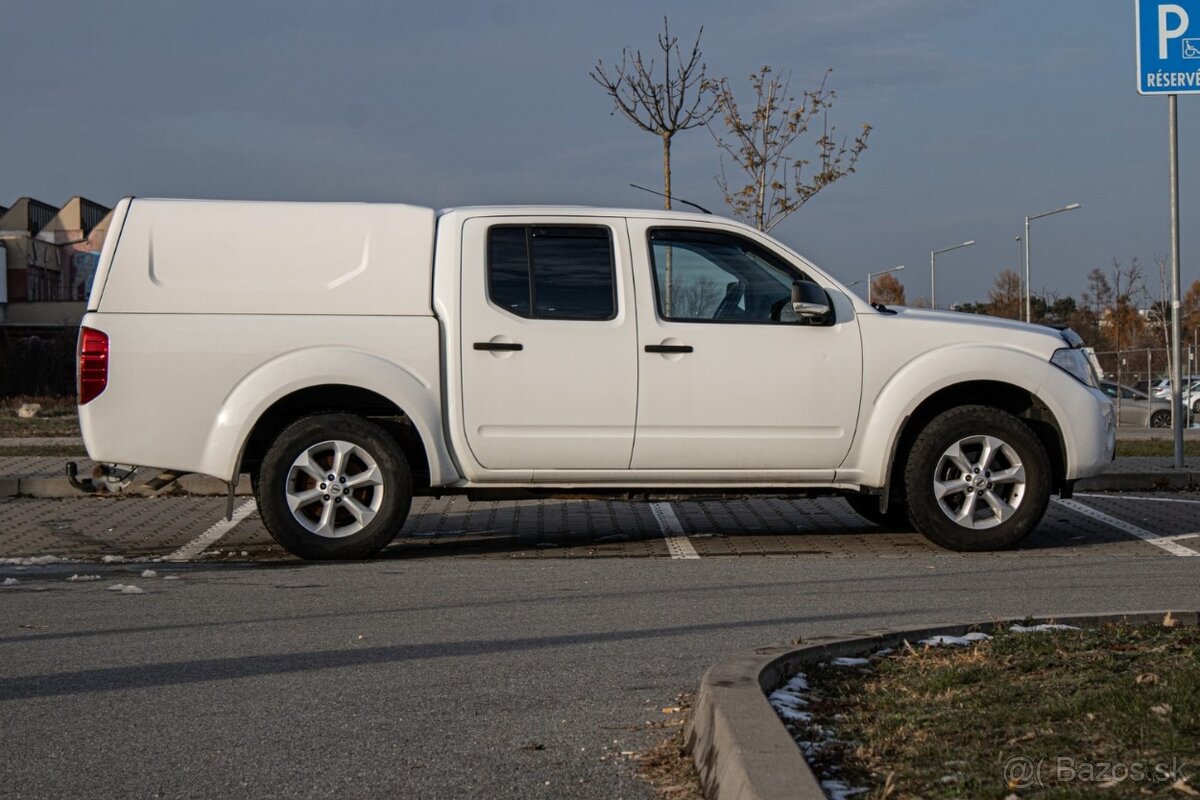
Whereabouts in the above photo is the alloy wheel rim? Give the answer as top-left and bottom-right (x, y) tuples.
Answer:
(932, 434), (1026, 530)
(285, 440), (384, 538)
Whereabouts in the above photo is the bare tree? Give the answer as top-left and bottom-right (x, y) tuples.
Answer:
(1151, 254), (1173, 357)
(591, 18), (717, 209)
(986, 269), (1023, 320)
(1110, 257), (1147, 353)
(870, 272), (906, 305)
(710, 67), (872, 231)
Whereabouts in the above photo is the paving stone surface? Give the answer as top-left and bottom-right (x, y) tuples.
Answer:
(2, 491), (1197, 564)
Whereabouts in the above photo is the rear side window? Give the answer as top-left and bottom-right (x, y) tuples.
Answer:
(486, 225), (616, 321)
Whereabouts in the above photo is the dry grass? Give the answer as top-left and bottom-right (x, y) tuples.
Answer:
(0, 395), (80, 438)
(790, 622), (1200, 799)
(631, 693), (705, 800)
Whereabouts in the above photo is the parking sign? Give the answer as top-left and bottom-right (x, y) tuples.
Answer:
(1137, 0), (1200, 93)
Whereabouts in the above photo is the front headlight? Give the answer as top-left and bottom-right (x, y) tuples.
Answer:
(1051, 347), (1099, 389)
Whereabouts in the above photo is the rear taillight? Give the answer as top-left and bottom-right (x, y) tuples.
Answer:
(77, 327), (109, 405)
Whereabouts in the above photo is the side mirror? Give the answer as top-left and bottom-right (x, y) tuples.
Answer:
(791, 280), (831, 319)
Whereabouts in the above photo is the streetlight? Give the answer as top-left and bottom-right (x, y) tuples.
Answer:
(930, 241), (974, 309)
(1023, 202), (1080, 322)
(1015, 236), (1023, 297)
(847, 265), (906, 304)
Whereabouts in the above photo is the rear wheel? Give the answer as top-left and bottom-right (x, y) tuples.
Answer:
(1151, 410), (1171, 428)
(256, 413), (412, 560)
(905, 406), (1050, 551)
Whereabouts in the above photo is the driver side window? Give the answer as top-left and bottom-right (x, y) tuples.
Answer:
(647, 228), (810, 324)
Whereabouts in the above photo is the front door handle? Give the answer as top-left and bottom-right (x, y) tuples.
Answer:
(644, 344), (693, 354)
(474, 341), (523, 352)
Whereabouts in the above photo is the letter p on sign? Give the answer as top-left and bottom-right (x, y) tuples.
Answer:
(1161, 4), (1190, 57)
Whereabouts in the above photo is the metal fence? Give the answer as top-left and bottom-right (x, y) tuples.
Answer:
(1091, 346), (1199, 390)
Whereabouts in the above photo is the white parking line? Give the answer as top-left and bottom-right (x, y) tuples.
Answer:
(1157, 532), (1200, 542)
(1053, 498), (1199, 557)
(164, 500), (258, 562)
(649, 502), (700, 559)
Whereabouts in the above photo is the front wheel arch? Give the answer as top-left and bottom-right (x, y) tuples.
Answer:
(885, 381), (1066, 505)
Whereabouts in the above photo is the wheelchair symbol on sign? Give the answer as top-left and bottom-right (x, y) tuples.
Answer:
(1185, 39), (1200, 58)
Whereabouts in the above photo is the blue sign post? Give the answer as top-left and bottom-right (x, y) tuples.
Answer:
(1136, 1), (1190, 466)
(1137, 0), (1200, 93)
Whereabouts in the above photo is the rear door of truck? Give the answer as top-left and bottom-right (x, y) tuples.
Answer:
(458, 215), (637, 471)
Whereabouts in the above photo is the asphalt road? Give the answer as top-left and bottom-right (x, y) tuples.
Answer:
(2, 492), (1199, 800)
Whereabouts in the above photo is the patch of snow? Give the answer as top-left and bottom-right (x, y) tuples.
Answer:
(769, 688), (808, 709)
(770, 670), (818, 725)
(775, 705), (812, 722)
(873, 647), (895, 657)
(106, 584), (127, 592)
(163, 575), (180, 581)
(100, 555), (126, 563)
(0, 555), (71, 566)
(919, 632), (991, 647)
(830, 657), (870, 667)
(119, 585), (145, 595)
(66, 574), (101, 582)
(1009, 623), (1080, 634)
(140, 569), (158, 578)
(2, 577), (20, 586)
(780, 674), (809, 692)
(822, 780), (868, 800)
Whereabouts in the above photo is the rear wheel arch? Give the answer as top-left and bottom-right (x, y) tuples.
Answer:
(239, 385), (431, 493)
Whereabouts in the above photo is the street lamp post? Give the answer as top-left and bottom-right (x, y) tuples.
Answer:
(848, 265), (906, 304)
(1023, 203), (1080, 323)
(1015, 236), (1023, 297)
(930, 241), (974, 309)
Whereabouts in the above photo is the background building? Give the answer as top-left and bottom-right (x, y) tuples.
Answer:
(1, 196), (113, 396)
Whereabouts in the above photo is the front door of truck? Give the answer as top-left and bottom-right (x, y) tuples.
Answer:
(460, 216), (637, 471)
(627, 222), (862, 475)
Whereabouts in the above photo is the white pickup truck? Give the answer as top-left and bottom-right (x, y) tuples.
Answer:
(76, 198), (1114, 559)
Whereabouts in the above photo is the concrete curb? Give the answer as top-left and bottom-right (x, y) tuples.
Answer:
(1077, 472), (1198, 491)
(685, 610), (1200, 800)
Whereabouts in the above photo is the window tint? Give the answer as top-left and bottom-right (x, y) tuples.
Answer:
(648, 229), (809, 323)
(486, 225), (616, 321)
(487, 227), (531, 316)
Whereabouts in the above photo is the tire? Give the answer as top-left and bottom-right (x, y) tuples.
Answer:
(1151, 410), (1171, 428)
(904, 406), (1050, 552)
(255, 413), (413, 560)
(844, 493), (913, 530)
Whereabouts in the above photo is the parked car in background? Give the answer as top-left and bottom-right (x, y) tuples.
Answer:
(1151, 378), (1200, 414)
(1101, 381), (1172, 427)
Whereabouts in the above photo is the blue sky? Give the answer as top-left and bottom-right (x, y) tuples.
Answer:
(4, 1), (1199, 306)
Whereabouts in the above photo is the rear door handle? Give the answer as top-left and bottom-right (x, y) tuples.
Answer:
(474, 342), (523, 352)
(644, 344), (693, 354)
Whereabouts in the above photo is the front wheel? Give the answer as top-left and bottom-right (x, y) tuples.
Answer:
(1151, 409), (1171, 428)
(256, 413), (413, 560)
(905, 406), (1050, 552)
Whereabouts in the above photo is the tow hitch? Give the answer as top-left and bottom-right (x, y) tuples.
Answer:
(65, 462), (140, 494)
